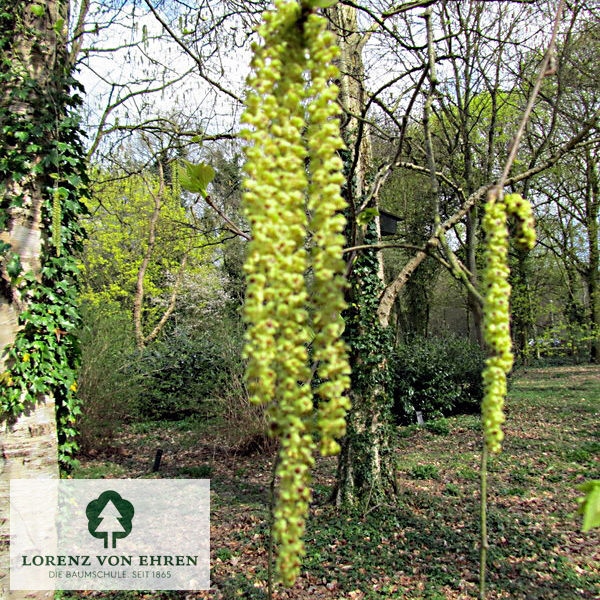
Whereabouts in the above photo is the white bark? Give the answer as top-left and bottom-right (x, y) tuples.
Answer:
(0, 2), (65, 598)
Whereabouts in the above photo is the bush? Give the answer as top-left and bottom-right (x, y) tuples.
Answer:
(135, 317), (275, 456)
(390, 335), (485, 424)
(425, 418), (450, 436)
(135, 317), (244, 420)
(410, 464), (439, 480)
(77, 307), (144, 452)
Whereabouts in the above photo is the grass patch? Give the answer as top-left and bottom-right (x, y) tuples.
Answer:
(178, 464), (212, 478)
(425, 418), (450, 436)
(70, 461), (127, 479)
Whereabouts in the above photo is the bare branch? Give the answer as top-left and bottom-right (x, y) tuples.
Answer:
(142, 0), (243, 104)
(376, 107), (599, 327)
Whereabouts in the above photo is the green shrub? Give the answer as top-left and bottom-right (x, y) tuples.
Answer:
(135, 317), (244, 420)
(410, 464), (439, 480)
(76, 306), (144, 451)
(425, 418), (450, 436)
(391, 335), (485, 424)
(178, 465), (212, 478)
(444, 483), (460, 496)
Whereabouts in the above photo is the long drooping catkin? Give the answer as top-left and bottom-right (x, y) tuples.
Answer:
(240, 0), (350, 586)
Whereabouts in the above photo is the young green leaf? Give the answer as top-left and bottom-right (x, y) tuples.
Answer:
(179, 161), (215, 198)
(356, 207), (379, 226)
(6, 254), (22, 279)
(577, 480), (600, 532)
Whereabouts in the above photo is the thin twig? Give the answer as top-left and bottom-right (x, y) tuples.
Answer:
(376, 105), (598, 327)
(479, 4), (565, 598)
(497, 0), (565, 190)
(480, 445), (489, 600)
(142, 0), (243, 104)
(268, 450), (280, 600)
(203, 195), (251, 241)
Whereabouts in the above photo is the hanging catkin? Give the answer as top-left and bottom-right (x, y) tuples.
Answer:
(240, 0), (350, 586)
(481, 191), (535, 453)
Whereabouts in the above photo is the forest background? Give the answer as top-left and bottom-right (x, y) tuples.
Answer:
(73, 0), (599, 459)
(0, 0), (598, 599)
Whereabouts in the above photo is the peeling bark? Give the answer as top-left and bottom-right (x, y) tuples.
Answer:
(0, 3), (65, 598)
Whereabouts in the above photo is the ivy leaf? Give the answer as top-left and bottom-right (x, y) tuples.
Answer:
(356, 207), (379, 226)
(55, 186), (69, 200)
(577, 480), (600, 532)
(66, 174), (83, 187)
(179, 161), (215, 198)
(30, 4), (44, 16)
(6, 254), (22, 279)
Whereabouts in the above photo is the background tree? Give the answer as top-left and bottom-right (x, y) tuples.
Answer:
(67, 0), (599, 512)
(0, 1), (87, 597)
(322, 0), (600, 507)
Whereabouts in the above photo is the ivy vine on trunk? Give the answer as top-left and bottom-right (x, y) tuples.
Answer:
(0, 2), (88, 470)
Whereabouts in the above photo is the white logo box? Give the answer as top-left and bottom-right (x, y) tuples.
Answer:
(10, 479), (210, 590)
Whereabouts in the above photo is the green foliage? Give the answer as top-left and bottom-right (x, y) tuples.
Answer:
(30, 5), (45, 17)
(409, 464), (440, 480)
(425, 417), (450, 436)
(80, 170), (215, 323)
(524, 321), (600, 365)
(444, 482), (460, 496)
(76, 307), (143, 451)
(178, 160), (215, 197)
(0, 8), (88, 469)
(110, 302), (246, 428)
(391, 335), (485, 423)
(178, 464), (212, 478)
(344, 225), (392, 397)
(70, 461), (128, 480)
(341, 221), (396, 504)
(214, 548), (233, 561)
(577, 480), (600, 532)
(135, 322), (239, 420)
(356, 206), (379, 226)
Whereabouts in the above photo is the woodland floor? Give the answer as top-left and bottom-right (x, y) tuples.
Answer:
(62, 365), (600, 600)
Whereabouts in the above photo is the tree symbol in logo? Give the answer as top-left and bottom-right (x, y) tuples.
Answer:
(86, 490), (134, 549)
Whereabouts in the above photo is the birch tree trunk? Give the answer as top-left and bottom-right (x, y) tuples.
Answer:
(0, 2), (65, 598)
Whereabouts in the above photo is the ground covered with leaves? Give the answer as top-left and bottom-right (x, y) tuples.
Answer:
(62, 365), (599, 600)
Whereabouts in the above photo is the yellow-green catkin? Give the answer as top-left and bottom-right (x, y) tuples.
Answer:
(505, 192), (535, 251)
(305, 14), (350, 457)
(481, 192), (535, 453)
(240, 0), (350, 586)
(52, 186), (61, 256)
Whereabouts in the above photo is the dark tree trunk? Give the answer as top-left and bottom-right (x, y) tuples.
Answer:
(327, 4), (397, 508)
